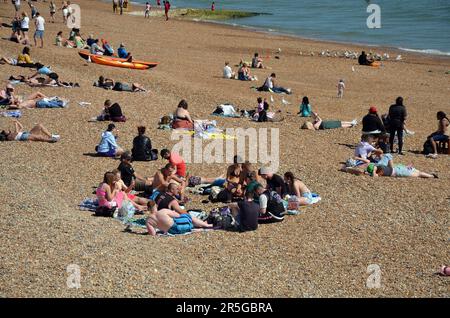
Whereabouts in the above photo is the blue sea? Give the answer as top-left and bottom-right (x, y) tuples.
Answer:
(132, 0), (450, 56)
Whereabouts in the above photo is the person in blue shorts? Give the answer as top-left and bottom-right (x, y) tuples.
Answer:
(145, 200), (212, 236)
(0, 120), (60, 143)
(426, 111), (449, 159)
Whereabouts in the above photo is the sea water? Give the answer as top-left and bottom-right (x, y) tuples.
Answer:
(132, 0), (450, 56)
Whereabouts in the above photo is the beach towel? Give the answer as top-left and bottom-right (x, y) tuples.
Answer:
(79, 198), (98, 212)
(211, 104), (240, 118)
(1, 110), (22, 118)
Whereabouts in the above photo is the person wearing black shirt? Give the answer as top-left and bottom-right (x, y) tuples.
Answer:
(117, 152), (152, 192)
(358, 51), (373, 66)
(132, 126), (154, 161)
(97, 99), (126, 122)
(362, 106), (386, 134)
(229, 191), (259, 232)
(388, 97), (407, 155)
(362, 106), (389, 152)
(258, 167), (287, 196)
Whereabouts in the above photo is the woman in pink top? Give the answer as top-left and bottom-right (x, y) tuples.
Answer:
(96, 171), (125, 209)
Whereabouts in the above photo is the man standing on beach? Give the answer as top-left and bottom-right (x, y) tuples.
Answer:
(119, 0), (124, 15)
(164, 0), (171, 21)
(12, 0), (21, 17)
(33, 12), (45, 48)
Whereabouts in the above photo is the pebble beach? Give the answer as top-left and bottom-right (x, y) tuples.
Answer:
(0, 0), (449, 298)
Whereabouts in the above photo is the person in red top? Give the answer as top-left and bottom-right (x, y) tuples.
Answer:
(211, 2), (215, 11)
(161, 149), (186, 178)
(163, 0), (170, 21)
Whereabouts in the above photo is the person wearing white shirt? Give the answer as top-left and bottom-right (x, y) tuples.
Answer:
(223, 61), (235, 79)
(20, 11), (29, 45)
(13, 0), (21, 14)
(33, 12), (45, 48)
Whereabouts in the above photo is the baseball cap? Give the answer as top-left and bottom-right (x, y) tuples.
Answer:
(259, 167), (271, 175)
(369, 106), (377, 114)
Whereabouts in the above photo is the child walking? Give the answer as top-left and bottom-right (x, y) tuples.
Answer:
(337, 79), (345, 98)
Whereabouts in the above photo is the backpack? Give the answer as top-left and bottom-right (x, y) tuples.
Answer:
(207, 207), (238, 231)
(95, 206), (116, 217)
(422, 139), (434, 155)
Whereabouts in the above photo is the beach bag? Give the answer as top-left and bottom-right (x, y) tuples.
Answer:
(287, 196), (300, 210)
(208, 186), (222, 201)
(207, 207), (238, 231)
(150, 149), (158, 161)
(95, 206), (116, 217)
(422, 139), (434, 155)
(117, 200), (135, 219)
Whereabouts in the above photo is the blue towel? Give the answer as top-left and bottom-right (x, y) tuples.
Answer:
(2, 110), (22, 118)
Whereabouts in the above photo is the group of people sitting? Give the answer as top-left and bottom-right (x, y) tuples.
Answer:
(223, 53), (267, 80)
(338, 104), (448, 178)
(91, 147), (319, 235)
(89, 37), (132, 60)
(95, 123), (158, 161)
(359, 100), (449, 158)
(342, 134), (438, 179)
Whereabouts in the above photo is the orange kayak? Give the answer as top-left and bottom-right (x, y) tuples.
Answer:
(78, 50), (158, 68)
(90, 55), (150, 70)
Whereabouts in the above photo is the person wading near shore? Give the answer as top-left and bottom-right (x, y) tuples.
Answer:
(388, 97), (407, 155)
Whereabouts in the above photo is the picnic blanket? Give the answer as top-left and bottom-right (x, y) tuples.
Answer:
(211, 104), (241, 118)
(1, 110), (22, 118)
(79, 198), (98, 212)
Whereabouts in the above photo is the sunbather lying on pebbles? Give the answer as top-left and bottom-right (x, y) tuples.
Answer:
(0, 120), (60, 142)
(2, 86), (69, 111)
(366, 161), (438, 179)
(10, 74), (80, 88)
(301, 112), (357, 130)
(144, 200), (213, 236)
(8, 95), (68, 109)
(93, 76), (146, 92)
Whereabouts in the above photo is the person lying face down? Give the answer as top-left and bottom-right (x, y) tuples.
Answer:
(145, 199), (212, 236)
(301, 112), (357, 130)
